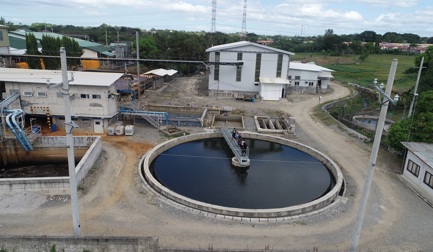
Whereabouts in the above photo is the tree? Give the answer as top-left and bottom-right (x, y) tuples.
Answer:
(62, 36), (82, 68)
(138, 34), (159, 59)
(25, 33), (42, 69)
(358, 31), (378, 42)
(41, 35), (62, 69)
(382, 32), (404, 43)
(386, 90), (433, 151)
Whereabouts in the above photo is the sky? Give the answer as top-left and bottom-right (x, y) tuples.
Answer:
(1, 0), (433, 38)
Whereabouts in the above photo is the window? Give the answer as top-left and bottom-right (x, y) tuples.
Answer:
(294, 76), (300, 86)
(288, 75), (292, 79)
(108, 93), (112, 99)
(424, 171), (433, 189)
(92, 94), (101, 99)
(309, 82), (314, 86)
(406, 159), (420, 177)
(37, 91), (47, 97)
(276, 54), (283, 77)
(255, 53), (262, 82)
(80, 94), (90, 99)
(214, 52), (220, 81)
(236, 65), (242, 82)
(0, 31), (3, 41)
(22, 91), (33, 97)
(81, 118), (90, 122)
(237, 52), (242, 61)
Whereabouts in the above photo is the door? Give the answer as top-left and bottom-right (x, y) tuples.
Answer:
(93, 119), (104, 134)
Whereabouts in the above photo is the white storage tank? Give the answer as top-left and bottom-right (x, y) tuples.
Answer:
(115, 125), (125, 136)
(125, 125), (134, 136)
(107, 125), (116, 135)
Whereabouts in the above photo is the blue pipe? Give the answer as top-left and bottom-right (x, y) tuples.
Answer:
(6, 112), (29, 151)
(117, 89), (136, 101)
(12, 110), (33, 151)
(5, 109), (32, 151)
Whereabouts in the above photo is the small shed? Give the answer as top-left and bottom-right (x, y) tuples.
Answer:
(401, 142), (433, 205)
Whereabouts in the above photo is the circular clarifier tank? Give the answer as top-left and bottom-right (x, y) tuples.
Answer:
(140, 132), (344, 219)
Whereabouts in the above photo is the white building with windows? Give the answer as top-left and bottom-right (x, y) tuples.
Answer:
(287, 62), (334, 94)
(206, 41), (294, 101)
(0, 68), (123, 134)
(401, 142), (433, 204)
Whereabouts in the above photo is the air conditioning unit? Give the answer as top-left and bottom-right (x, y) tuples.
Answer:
(115, 125), (125, 136)
(107, 125), (115, 135)
(125, 125), (134, 136)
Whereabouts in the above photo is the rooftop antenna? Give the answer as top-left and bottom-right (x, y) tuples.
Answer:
(211, 0), (216, 33)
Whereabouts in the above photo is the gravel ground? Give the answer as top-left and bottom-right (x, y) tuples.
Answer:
(1, 75), (433, 251)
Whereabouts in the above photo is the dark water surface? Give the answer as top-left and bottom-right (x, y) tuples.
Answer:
(0, 164), (69, 178)
(150, 138), (335, 209)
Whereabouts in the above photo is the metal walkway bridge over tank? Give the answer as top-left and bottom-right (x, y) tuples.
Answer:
(220, 127), (250, 167)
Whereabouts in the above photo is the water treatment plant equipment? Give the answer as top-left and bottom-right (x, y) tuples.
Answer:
(140, 131), (344, 220)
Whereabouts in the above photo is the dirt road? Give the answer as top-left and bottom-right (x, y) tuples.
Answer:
(1, 78), (432, 251)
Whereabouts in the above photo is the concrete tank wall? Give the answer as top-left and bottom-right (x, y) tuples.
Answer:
(140, 131), (344, 219)
(0, 235), (158, 252)
(0, 136), (102, 193)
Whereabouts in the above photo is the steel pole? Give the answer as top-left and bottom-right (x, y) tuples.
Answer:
(60, 47), (81, 237)
(136, 31), (140, 97)
(408, 56), (424, 118)
(350, 59), (398, 251)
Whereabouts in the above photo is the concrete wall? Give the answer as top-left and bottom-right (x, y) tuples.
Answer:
(0, 136), (101, 193)
(141, 132), (343, 219)
(0, 235), (158, 252)
(34, 136), (96, 147)
(5, 82), (118, 118)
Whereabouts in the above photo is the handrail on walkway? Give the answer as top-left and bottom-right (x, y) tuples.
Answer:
(220, 127), (250, 167)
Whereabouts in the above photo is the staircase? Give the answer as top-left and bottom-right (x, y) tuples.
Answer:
(120, 109), (168, 129)
(220, 127), (250, 167)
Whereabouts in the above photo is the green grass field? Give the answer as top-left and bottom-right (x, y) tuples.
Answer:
(292, 53), (417, 92)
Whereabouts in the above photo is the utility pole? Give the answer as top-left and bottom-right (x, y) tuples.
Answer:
(350, 59), (398, 251)
(136, 31), (140, 98)
(408, 56), (424, 117)
(60, 47), (80, 237)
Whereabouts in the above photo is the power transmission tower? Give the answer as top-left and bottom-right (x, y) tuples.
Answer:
(241, 0), (247, 39)
(211, 0), (216, 33)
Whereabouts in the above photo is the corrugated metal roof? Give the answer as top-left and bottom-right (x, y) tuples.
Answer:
(290, 62), (334, 78)
(0, 68), (123, 87)
(9, 31), (114, 56)
(290, 62), (334, 72)
(144, 68), (178, 76)
(401, 142), (433, 168)
(259, 78), (291, 84)
(206, 41), (294, 55)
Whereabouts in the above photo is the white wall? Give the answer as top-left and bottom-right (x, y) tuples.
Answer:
(5, 82), (118, 118)
(288, 69), (319, 87)
(402, 150), (433, 204)
(260, 84), (284, 101)
(81, 49), (98, 58)
(208, 45), (290, 95)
